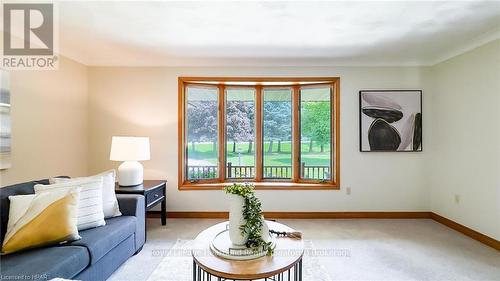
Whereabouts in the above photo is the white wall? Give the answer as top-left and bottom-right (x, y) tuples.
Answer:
(88, 66), (430, 212)
(2, 36), (497, 240)
(0, 57), (89, 186)
(428, 39), (500, 240)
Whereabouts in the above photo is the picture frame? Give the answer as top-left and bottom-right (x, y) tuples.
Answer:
(1, 70), (11, 169)
(359, 90), (422, 152)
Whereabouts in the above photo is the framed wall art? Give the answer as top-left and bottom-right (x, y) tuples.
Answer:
(359, 90), (422, 152)
(1, 70), (11, 169)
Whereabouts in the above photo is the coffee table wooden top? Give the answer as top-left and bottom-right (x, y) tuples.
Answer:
(192, 221), (304, 279)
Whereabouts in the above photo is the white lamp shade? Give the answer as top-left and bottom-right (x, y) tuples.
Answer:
(110, 136), (150, 161)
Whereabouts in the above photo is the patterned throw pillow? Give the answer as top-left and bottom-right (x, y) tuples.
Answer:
(35, 178), (106, 230)
(51, 170), (122, 218)
(1, 190), (80, 255)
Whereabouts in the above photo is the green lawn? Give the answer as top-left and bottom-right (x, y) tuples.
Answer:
(187, 141), (331, 166)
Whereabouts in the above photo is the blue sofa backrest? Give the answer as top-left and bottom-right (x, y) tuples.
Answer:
(0, 179), (51, 245)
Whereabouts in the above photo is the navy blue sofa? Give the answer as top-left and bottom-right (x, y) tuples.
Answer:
(0, 179), (145, 281)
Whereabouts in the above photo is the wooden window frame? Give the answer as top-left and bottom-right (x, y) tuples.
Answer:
(178, 77), (340, 190)
(224, 86), (258, 181)
(261, 86), (294, 182)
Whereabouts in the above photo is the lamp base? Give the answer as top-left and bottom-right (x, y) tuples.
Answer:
(117, 161), (144, 186)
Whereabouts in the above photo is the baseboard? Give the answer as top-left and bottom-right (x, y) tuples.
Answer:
(147, 211), (431, 219)
(429, 212), (500, 251)
(147, 210), (499, 251)
(262, 211), (432, 219)
(163, 211), (229, 219)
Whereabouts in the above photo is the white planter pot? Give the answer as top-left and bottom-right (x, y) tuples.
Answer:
(260, 218), (271, 243)
(228, 194), (248, 246)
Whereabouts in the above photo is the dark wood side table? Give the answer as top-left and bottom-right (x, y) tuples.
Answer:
(115, 180), (167, 226)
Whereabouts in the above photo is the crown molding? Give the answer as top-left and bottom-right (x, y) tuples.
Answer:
(427, 27), (500, 66)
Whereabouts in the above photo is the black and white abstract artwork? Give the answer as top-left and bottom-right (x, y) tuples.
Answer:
(360, 90), (422, 152)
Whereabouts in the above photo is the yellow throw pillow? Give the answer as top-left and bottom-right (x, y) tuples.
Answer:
(1, 190), (80, 255)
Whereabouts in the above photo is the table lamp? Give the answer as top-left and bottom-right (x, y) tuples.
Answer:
(110, 136), (150, 186)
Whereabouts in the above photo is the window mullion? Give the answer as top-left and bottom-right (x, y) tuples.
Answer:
(218, 84), (226, 182)
(255, 86), (263, 181)
(333, 82), (339, 185)
(181, 84), (187, 184)
(292, 85), (300, 182)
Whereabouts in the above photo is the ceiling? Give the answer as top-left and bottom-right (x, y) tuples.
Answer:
(36, 1), (500, 66)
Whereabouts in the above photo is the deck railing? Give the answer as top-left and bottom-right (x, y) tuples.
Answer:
(187, 166), (218, 180)
(188, 163), (330, 180)
(301, 164), (331, 180)
(226, 163), (255, 179)
(263, 165), (292, 179)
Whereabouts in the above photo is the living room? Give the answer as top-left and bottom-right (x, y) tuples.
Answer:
(0, 1), (499, 281)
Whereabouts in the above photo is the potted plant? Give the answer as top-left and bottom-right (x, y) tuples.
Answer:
(224, 183), (274, 255)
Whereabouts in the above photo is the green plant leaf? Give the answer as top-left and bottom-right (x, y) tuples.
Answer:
(224, 183), (273, 255)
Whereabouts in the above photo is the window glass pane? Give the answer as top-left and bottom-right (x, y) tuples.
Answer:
(300, 87), (332, 180)
(263, 88), (292, 179)
(225, 88), (256, 179)
(186, 86), (219, 180)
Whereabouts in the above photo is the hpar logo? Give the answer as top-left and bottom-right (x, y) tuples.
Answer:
(2, 2), (59, 70)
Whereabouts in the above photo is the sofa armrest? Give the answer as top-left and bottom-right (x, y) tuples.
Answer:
(116, 194), (145, 252)
(117, 194), (144, 216)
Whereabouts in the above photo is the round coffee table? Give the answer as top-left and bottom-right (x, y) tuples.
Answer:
(192, 221), (304, 281)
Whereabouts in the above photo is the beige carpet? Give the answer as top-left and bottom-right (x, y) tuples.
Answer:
(109, 219), (500, 281)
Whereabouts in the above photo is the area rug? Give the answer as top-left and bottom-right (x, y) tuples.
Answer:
(147, 239), (332, 281)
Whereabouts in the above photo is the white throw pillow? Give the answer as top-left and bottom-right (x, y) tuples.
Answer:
(50, 170), (122, 218)
(35, 178), (106, 231)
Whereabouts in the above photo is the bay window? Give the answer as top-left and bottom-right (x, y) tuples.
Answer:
(179, 77), (340, 190)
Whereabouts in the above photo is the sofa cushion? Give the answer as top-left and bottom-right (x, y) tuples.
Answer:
(2, 191), (80, 255)
(0, 245), (90, 280)
(69, 216), (136, 264)
(0, 179), (50, 245)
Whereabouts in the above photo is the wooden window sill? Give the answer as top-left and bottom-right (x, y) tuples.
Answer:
(179, 182), (340, 190)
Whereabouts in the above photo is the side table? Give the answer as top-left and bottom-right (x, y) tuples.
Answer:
(192, 221), (304, 280)
(115, 180), (167, 227)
